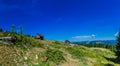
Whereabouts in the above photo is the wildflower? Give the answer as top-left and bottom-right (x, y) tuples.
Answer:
(36, 54), (38, 60)
(24, 56), (28, 60)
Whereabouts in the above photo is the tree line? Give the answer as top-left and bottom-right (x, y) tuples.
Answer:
(73, 42), (116, 51)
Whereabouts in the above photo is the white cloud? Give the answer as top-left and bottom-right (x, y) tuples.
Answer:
(72, 34), (96, 39)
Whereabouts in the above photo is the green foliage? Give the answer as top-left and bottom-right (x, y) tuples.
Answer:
(66, 47), (84, 59)
(104, 63), (114, 66)
(49, 44), (61, 49)
(53, 41), (61, 45)
(10, 25), (16, 36)
(46, 49), (66, 65)
(31, 40), (43, 47)
(0, 25), (119, 66)
(0, 28), (3, 32)
(74, 42), (116, 51)
(15, 35), (44, 50)
(116, 32), (120, 59)
(30, 53), (50, 66)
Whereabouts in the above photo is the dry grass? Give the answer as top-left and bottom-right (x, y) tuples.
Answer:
(0, 45), (25, 66)
(0, 40), (119, 66)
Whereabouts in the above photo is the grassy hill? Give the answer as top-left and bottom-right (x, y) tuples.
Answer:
(0, 32), (120, 66)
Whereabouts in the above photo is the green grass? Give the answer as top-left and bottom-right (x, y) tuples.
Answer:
(0, 33), (119, 66)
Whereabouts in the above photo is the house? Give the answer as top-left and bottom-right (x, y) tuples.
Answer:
(35, 33), (44, 40)
(65, 40), (71, 44)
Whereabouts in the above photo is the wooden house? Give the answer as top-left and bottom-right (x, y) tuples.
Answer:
(35, 33), (44, 40)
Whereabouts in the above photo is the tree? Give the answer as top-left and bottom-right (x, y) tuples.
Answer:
(9, 25), (16, 37)
(19, 25), (23, 35)
(0, 28), (3, 32)
(10, 25), (15, 33)
(18, 26), (23, 41)
(116, 31), (120, 60)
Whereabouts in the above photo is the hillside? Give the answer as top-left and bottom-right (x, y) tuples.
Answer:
(0, 32), (119, 66)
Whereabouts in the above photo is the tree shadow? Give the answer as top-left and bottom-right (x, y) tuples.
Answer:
(104, 56), (120, 64)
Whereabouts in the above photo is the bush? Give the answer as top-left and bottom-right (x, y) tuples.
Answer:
(46, 49), (66, 65)
(53, 41), (61, 45)
(104, 63), (114, 66)
(66, 47), (84, 59)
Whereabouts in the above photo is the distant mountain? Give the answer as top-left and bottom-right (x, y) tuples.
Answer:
(73, 40), (117, 44)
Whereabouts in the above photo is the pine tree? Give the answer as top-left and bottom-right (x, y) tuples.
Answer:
(10, 25), (16, 36)
(0, 28), (3, 32)
(10, 25), (15, 33)
(116, 31), (120, 60)
(19, 26), (23, 35)
(19, 26), (23, 41)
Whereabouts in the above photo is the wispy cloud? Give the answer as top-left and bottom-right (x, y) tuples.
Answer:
(72, 34), (96, 39)
(70, 34), (116, 41)
(70, 34), (96, 41)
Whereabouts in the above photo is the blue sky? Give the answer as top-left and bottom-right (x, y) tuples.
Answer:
(0, 0), (120, 41)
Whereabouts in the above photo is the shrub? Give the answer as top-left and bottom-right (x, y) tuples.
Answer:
(104, 63), (114, 66)
(46, 49), (66, 65)
(53, 41), (61, 45)
(66, 47), (84, 59)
